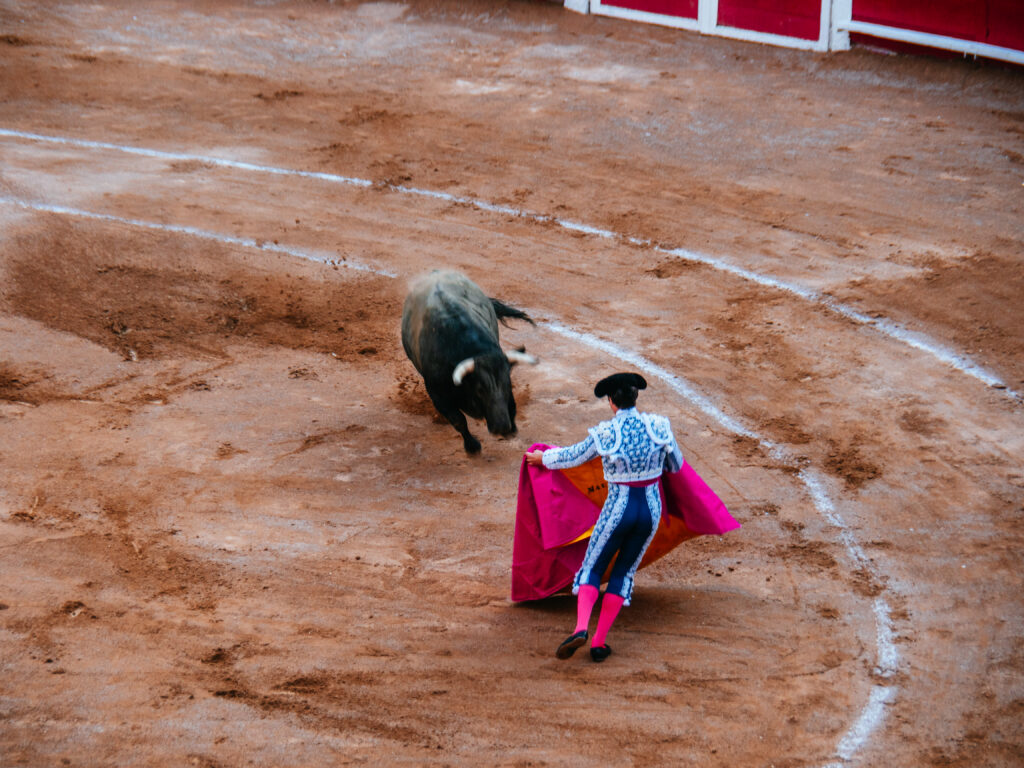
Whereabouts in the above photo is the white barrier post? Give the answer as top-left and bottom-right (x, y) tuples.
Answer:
(830, 0), (853, 51)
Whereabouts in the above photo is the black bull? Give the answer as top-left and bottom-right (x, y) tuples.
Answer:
(401, 270), (537, 453)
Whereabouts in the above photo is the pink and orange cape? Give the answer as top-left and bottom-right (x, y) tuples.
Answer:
(510, 443), (740, 602)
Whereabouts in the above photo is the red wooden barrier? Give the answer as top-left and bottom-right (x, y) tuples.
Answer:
(600, 0), (698, 20)
(853, 0), (1024, 51)
(718, 0), (822, 41)
(588, 0), (1024, 58)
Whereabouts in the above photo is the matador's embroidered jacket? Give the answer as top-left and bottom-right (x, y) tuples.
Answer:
(540, 407), (684, 603)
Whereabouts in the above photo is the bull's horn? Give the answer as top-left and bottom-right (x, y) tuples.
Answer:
(452, 357), (476, 385)
(506, 350), (538, 366)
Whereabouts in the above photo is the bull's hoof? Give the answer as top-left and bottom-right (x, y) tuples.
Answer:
(463, 435), (482, 454)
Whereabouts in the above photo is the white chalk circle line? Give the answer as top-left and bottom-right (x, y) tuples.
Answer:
(0, 126), (1016, 403)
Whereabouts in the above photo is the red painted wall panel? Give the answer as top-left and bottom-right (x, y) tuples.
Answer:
(717, 0), (821, 41)
(600, 0), (699, 20)
(986, 0), (1024, 51)
(853, 0), (985, 41)
(853, 0), (1024, 52)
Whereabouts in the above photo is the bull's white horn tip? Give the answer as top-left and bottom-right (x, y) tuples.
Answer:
(453, 357), (475, 385)
(507, 350), (538, 366)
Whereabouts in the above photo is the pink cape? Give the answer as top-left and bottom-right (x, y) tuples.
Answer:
(510, 443), (740, 602)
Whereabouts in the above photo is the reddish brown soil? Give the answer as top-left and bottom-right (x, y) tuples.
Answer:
(1, 2), (1022, 766)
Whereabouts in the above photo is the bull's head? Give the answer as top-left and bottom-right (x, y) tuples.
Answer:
(452, 348), (538, 437)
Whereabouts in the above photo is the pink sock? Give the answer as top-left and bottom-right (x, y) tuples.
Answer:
(575, 585), (599, 633)
(591, 593), (625, 647)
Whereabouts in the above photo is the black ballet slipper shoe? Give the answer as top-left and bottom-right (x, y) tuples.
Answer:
(556, 630), (589, 659)
(590, 644), (612, 663)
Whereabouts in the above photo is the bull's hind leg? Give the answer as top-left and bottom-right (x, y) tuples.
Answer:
(428, 391), (481, 453)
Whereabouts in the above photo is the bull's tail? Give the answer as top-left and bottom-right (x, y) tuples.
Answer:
(491, 298), (535, 327)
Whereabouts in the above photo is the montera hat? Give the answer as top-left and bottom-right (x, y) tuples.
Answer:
(594, 372), (647, 399)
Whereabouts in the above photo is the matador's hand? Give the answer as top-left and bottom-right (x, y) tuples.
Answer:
(525, 450), (545, 467)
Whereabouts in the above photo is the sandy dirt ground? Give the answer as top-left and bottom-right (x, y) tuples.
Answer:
(1, 1), (1023, 766)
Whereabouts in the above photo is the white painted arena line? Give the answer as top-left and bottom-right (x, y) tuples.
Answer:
(0, 128), (374, 189)
(1, 181), (899, 764)
(1, 126), (1017, 403)
(0, 196), (396, 278)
